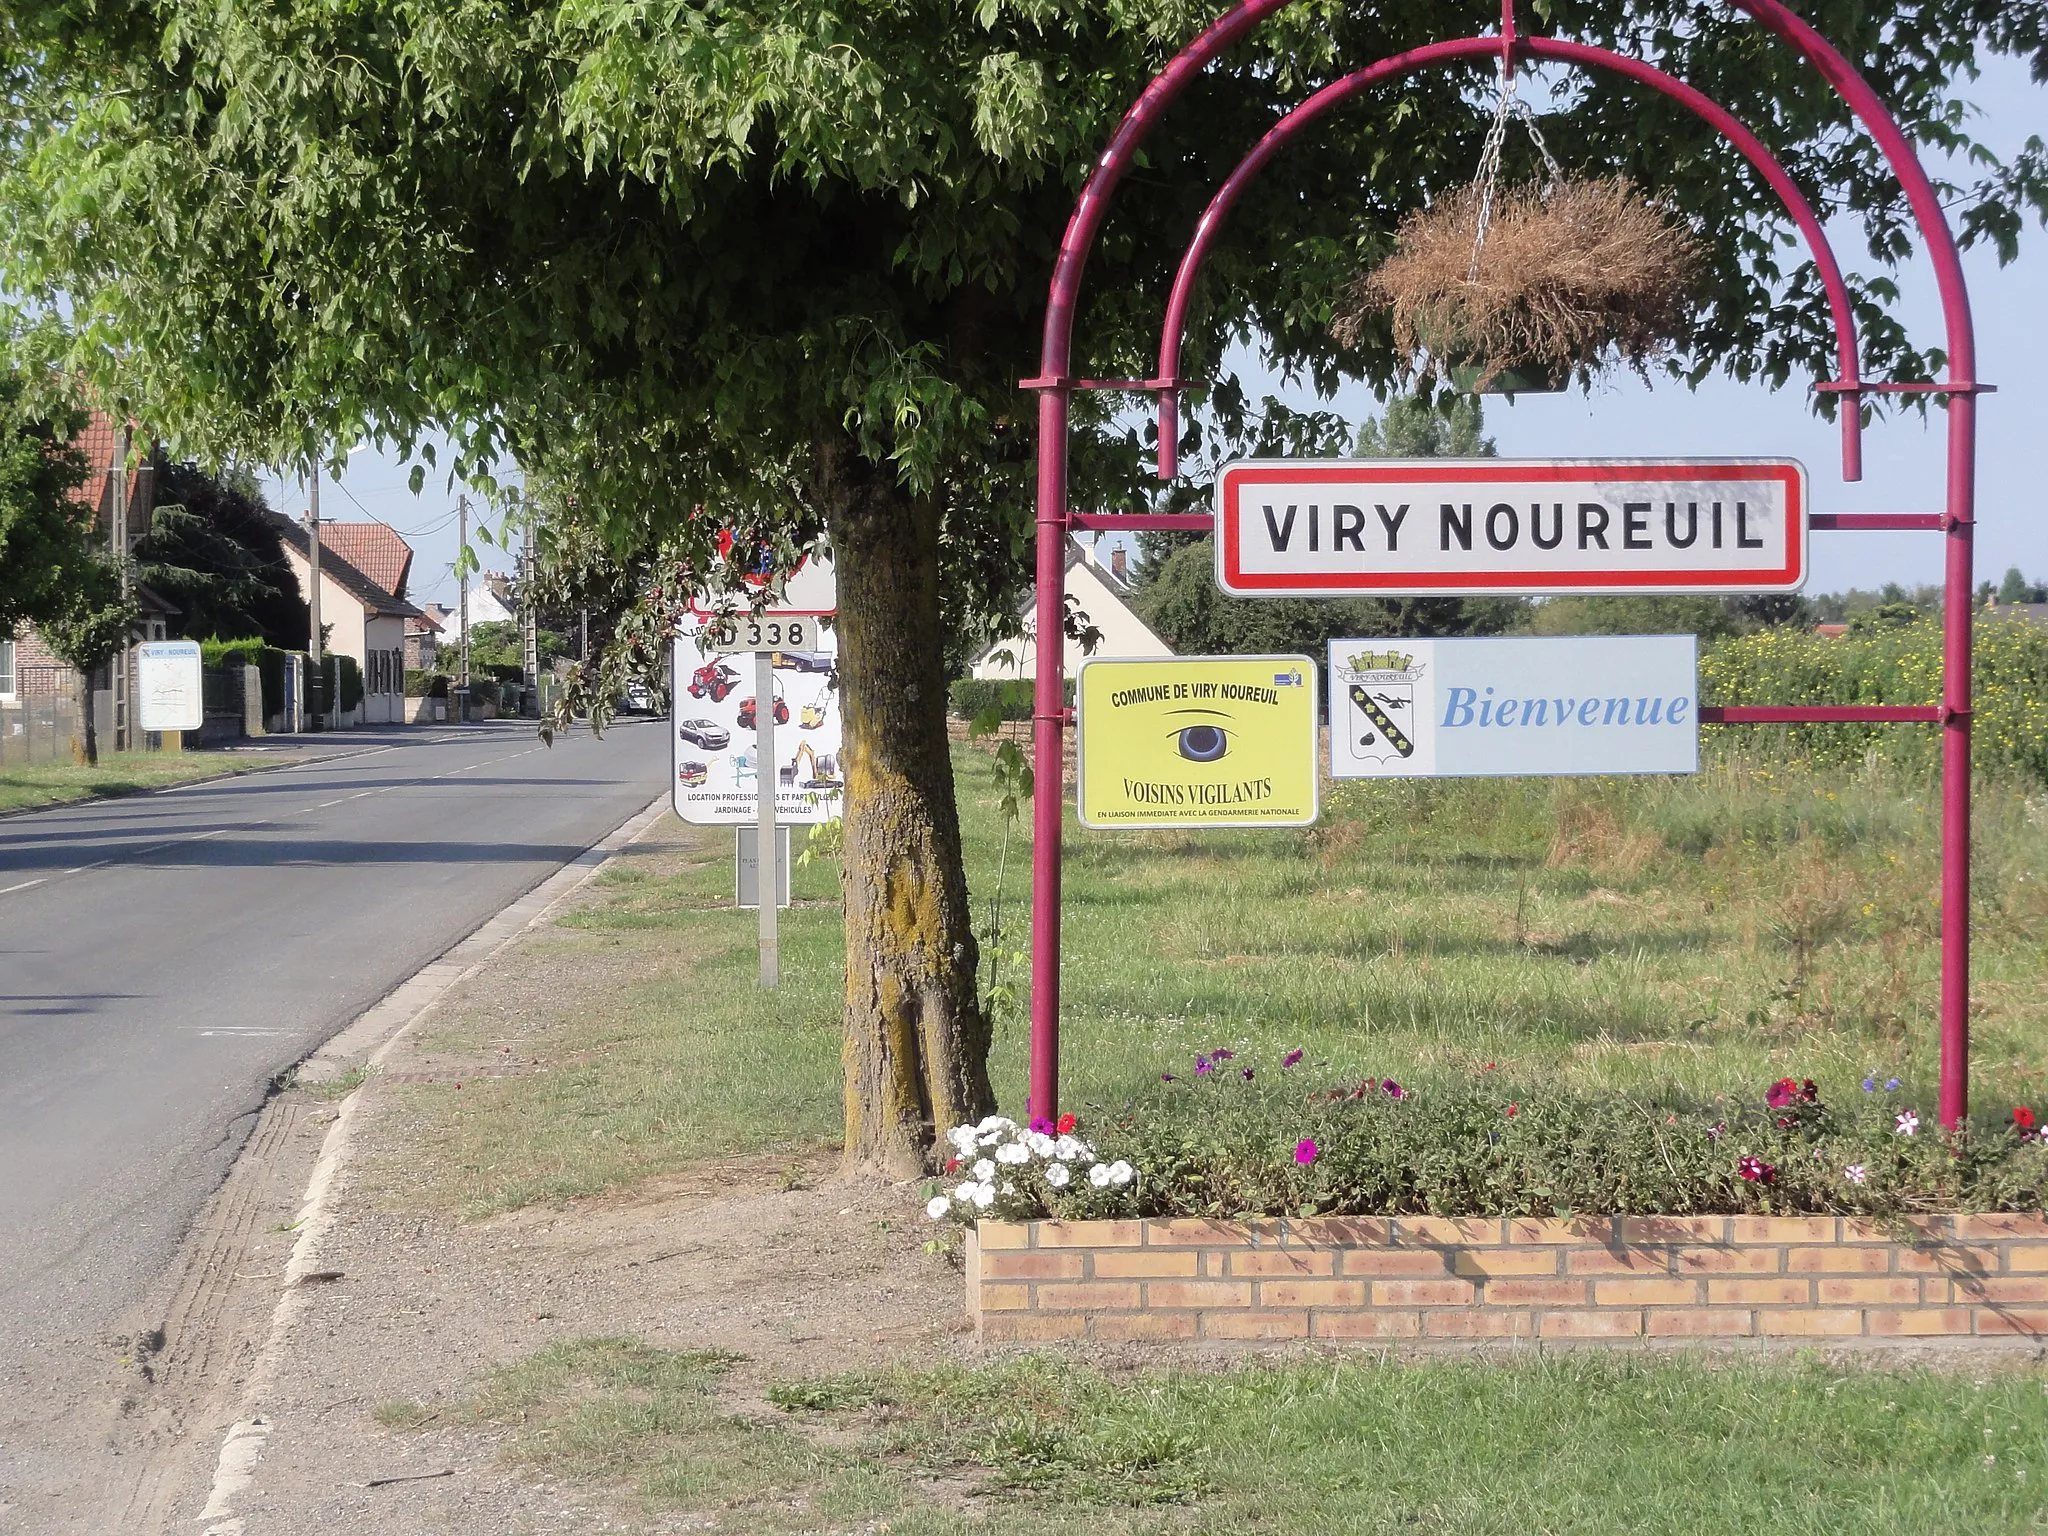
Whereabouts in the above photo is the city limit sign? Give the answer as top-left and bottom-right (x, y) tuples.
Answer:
(1216, 458), (1807, 597)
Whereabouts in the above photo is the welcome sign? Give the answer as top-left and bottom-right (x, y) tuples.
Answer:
(1077, 655), (1319, 828)
(1329, 635), (1699, 779)
(1218, 458), (1807, 596)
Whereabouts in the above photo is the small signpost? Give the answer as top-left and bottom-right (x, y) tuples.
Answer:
(672, 539), (839, 989)
(1329, 635), (1700, 779)
(135, 640), (204, 736)
(1216, 458), (1807, 596)
(1076, 656), (1319, 829)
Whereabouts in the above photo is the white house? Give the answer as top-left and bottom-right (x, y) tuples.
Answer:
(969, 536), (1174, 679)
(272, 514), (424, 725)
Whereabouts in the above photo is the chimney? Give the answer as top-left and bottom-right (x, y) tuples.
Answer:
(1110, 547), (1128, 583)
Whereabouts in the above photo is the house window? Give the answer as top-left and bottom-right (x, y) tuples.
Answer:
(0, 637), (14, 699)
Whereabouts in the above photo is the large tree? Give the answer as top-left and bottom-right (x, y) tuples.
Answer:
(4, 0), (2044, 1169)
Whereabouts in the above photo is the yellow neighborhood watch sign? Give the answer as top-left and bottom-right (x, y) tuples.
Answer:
(1076, 656), (1319, 829)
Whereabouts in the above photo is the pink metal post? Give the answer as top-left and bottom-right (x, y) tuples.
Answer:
(1027, 1), (1980, 1126)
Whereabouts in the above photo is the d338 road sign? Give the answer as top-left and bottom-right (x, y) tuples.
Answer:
(1216, 458), (1807, 597)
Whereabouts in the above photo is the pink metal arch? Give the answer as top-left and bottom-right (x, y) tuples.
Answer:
(1153, 36), (1866, 484)
(1026, 1), (1982, 1131)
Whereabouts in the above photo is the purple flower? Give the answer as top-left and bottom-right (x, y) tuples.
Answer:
(1382, 1079), (1405, 1100)
(1241, 1067), (1255, 1081)
(1707, 1122), (1725, 1141)
(1029, 1116), (1054, 1135)
(1194, 1056), (1215, 1076)
(1283, 1049), (1304, 1069)
(1862, 1076), (1877, 1093)
(1212, 1048), (1235, 1062)
(1160, 1073), (1178, 1082)
(1294, 1138), (1318, 1166)
(1885, 1078), (1901, 1092)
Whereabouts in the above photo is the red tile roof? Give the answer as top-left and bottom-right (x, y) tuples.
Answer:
(63, 411), (150, 536)
(314, 520), (413, 599)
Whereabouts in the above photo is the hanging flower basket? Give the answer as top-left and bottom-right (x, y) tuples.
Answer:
(1335, 176), (1704, 394)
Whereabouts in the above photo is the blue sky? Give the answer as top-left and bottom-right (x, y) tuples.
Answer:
(270, 54), (2045, 609)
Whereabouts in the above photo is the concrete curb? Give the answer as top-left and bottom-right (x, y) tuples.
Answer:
(191, 791), (672, 1535)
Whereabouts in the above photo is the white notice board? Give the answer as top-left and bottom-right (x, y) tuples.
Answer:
(136, 641), (204, 732)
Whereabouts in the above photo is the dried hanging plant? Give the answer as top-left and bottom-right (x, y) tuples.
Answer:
(1333, 176), (1705, 390)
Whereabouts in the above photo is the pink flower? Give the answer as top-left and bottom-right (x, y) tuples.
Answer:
(1738, 1155), (1776, 1185)
(1765, 1077), (1798, 1109)
(1282, 1049), (1304, 1069)
(1029, 1116), (1054, 1135)
(1382, 1079), (1405, 1100)
(1194, 1056), (1215, 1076)
(1844, 1164), (1868, 1185)
(1895, 1110), (1920, 1136)
(1294, 1138), (1318, 1166)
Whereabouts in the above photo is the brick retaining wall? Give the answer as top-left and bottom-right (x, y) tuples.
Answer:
(967, 1215), (2048, 1347)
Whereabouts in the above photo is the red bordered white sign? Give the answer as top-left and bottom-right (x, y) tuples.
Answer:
(689, 534), (838, 618)
(1215, 458), (1807, 597)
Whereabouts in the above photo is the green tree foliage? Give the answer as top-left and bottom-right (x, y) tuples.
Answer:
(1997, 566), (2047, 605)
(5, 0), (2045, 1162)
(136, 461), (310, 645)
(0, 370), (96, 638)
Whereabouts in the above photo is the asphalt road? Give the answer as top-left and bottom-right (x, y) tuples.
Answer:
(0, 719), (666, 1392)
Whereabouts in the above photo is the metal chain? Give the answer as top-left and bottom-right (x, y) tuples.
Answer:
(1466, 67), (1567, 283)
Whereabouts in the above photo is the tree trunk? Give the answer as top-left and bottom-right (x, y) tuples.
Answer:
(73, 666), (98, 766)
(816, 432), (994, 1177)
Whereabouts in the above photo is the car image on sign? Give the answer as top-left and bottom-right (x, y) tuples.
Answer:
(678, 718), (731, 751)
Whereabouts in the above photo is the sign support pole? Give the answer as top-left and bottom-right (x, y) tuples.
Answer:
(756, 648), (779, 989)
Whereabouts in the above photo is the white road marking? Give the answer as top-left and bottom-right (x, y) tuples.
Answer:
(0, 878), (45, 895)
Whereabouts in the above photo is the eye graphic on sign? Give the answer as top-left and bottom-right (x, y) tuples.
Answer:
(1167, 709), (1232, 763)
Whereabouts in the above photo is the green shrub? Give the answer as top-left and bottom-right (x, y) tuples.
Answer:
(405, 669), (449, 698)
(932, 1059), (2048, 1222)
(1700, 620), (2048, 785)
(201, 637), (290, 719)
(948, 677), (1074, 721)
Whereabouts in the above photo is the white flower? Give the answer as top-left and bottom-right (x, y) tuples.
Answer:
(926, 1195), (952, 1219)
(994, 1142), (1031, 1165)
(1088, 1162), (1113, 1188)
(953, 1182), (979, 1202)
(1053, 1135), (1089, 1162)
(1896, 1110), (1920, 1136)
(970, 1183), (995, 1209)
(1027, 1132), (1056, 1158)
(1044, 1161), (1070, 1188)
(1001, 1181), (1016, 1195)
(947, 1126), (978, 1153)
(1107, 1161), (1134, 1187)
(977, 1114), (1015, 1134)
(973, 1158), (996, 1181)
(1844, 1164), (1868, 1185)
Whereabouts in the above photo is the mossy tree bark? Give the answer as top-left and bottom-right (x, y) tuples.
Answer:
(817, 433), (994, 1177)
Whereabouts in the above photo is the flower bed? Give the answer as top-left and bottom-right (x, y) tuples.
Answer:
(928, 1061), (2048, 1227)
(931, 1063), (2048, 1349)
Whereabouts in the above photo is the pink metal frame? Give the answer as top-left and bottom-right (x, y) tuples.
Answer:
(1027, 1), (1983, 1129)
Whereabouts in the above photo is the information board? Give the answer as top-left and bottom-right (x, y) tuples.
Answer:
(1077, 655), (1318, 829)
(1218, 458), (1806, 596)
(1329, 635), (1699, 779)
(136, 640), (204, 732)
(670, 623), (844, 825)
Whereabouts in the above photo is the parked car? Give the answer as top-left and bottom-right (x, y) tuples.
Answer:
(678, 760), (709, 787)
(620, 682), (659, 714)
(772, 650), (835, 675)
(736, 695), (791, 731)
(677, 718), (731, 750)
(688, 660), (741, 703)
(799, 699), (828, 730)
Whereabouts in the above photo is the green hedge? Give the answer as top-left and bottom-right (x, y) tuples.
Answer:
(406, 669), (450, 699)
(1700, 619), (2048, 784)
(948, 677), (1075, 722)
(201, 637), (289, 720)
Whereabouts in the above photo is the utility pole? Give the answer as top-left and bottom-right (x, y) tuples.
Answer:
(110, 425), (131, 751)
(457, 494), (471, 722)
(519, 536), (538, 706)
(305, 461), (323, 730)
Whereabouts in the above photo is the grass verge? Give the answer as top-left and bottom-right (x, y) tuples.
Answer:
(0, 750), (261, 812)
(396, 749), (2048, 1217)
(398, 1338), (2048, 1533)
